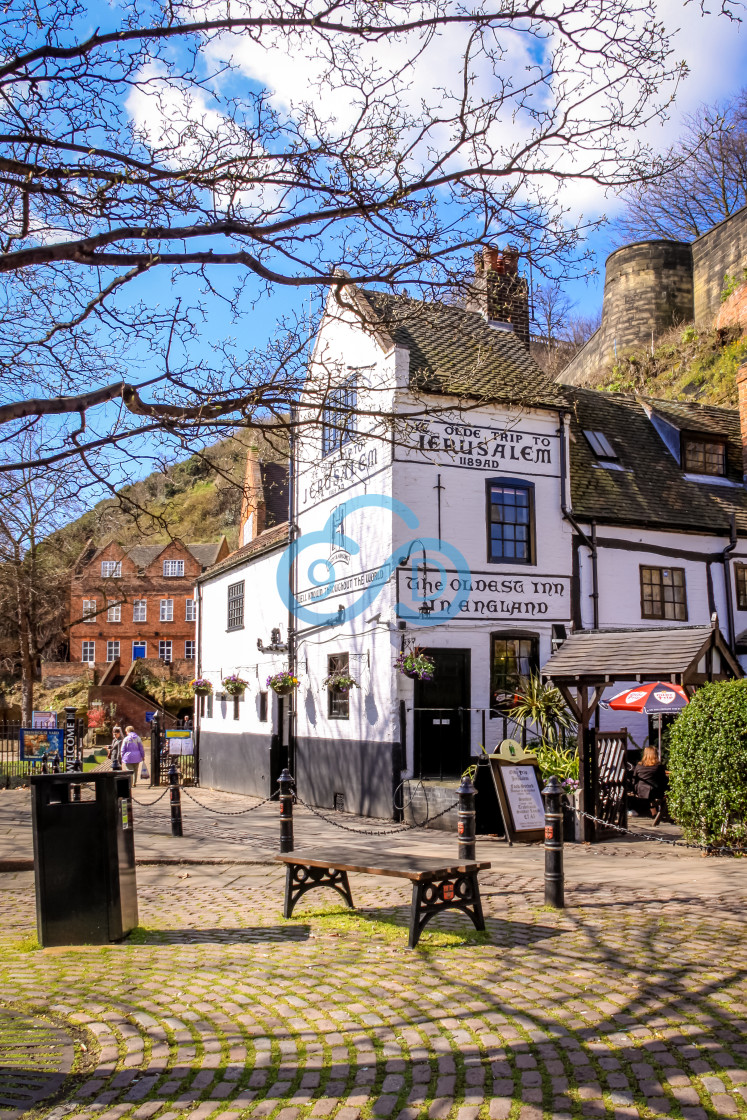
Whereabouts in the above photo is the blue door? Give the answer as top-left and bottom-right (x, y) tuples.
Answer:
(133, 643), (146, 660)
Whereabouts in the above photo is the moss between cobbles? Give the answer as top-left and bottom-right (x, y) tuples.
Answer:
(285, 905), (492, 950)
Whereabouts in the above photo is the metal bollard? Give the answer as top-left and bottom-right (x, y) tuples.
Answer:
(168, 764), (183, 837)
(278, 768), (294, 853)
(41, 751), (48, 775)
(51, 753), (61, 774)
(456, 773), (477, 861)
(542, 775), (564, 908)
(72, 759), (82, 802)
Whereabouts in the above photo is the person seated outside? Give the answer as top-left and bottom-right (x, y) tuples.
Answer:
(632, 746), (669, 825)
(121, 725), (146, 786)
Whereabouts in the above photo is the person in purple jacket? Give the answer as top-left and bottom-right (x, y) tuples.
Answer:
(121, 725), (146, 785)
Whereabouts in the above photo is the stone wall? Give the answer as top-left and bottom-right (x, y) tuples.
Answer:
(715, 282), (747, 333)
(693, 205), (747, 326)
(41, 661), (105, 688)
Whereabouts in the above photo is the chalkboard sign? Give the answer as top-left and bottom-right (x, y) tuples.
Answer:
(488, 741), (545, 844)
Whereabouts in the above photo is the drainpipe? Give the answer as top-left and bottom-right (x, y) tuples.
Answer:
(722, 513), (737, 650)
(558, 412), (599, 630)
(286, 406), (298, 773)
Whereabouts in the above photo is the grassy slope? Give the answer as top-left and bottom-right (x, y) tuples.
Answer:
(588, 324), (747, 407)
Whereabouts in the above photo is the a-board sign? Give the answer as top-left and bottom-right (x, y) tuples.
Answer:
(488, 740), (545, 844)
(166, 729), (194, 756)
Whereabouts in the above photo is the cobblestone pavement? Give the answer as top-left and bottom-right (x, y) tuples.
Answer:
(2, 863), (747, 1120)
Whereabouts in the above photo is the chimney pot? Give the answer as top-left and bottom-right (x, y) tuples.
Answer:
(737, 363), (747, 482)
(466, 244), (529, 348)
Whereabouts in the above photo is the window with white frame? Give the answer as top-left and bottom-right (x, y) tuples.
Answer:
(185, 640), (196, 659)
(106, 640), (120, 662)
(82, 599), (96, 623)
(163, 559), (185, 577)
(133, 599), (147, 622)
(159, 640), (172, 662)
(81, 641), (95, 662)
(160, 599), (173, 622)
(101, 560), (121, 578)
(107, 599), (121, 622)
(185, 597), (196, 622)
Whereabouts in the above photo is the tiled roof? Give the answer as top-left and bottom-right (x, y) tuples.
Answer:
(124, 542), (225, 570)
(198, 522), (289, 582)
(542, 625), (737, 680)
(360, 290), (568, 411)
(567, 388), (747, 533)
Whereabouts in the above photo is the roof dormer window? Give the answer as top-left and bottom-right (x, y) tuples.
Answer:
(582, 430), (618, 461)
(682, 436), (725, 477)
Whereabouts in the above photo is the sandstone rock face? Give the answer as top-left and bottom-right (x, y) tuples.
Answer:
(715, 282), (747, 333)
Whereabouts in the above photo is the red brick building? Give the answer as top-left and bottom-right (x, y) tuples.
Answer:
(69, 537), (229, 671)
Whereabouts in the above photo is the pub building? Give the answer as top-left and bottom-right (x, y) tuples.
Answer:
(195, 248), (747, 835)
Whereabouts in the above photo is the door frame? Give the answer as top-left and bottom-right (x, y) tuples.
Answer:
(413, 647), (471, 779)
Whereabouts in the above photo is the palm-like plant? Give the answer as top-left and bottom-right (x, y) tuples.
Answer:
(510, 673), (576, 748)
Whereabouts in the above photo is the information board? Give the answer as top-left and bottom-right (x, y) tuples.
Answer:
(32, 711), (56, 729)
(488, 741), (546, 843)
(166, 730), (194, 756)
(19, 727), (65, 762)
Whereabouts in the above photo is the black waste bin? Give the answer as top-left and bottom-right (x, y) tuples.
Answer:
(31, 771), (138, 946)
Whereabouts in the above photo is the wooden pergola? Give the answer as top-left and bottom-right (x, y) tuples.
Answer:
(542, 621), (742, 841)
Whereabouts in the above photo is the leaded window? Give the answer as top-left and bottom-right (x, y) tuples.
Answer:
(322, 378), (357, 457)
(640, 566), (687, 621)
(227, 581), (244, 630)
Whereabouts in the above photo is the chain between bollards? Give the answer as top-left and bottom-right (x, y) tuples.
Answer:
(542, 775), (564, 908)
(456, 773), (477, 861)
(278, 768), (295, 852)
(168, 764), (183, 837)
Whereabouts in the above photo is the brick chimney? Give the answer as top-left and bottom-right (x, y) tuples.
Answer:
(737, 363), (747, 482)
(465, 244), (530, 349)
(238, 447), (266, 547)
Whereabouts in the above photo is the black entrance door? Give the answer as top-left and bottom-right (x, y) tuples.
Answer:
(413, 648), (471, 779)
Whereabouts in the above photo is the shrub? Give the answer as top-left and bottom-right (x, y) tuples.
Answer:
(668, 680), (747, 848)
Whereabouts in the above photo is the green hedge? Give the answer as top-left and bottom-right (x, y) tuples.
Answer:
(668, 679), (747, 847)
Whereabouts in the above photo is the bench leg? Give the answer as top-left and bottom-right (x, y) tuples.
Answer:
(283, 864), (355, 919)
(408, 871), (486, 949)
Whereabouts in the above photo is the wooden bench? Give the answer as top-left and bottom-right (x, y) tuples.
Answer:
(275, 848), (491, 948)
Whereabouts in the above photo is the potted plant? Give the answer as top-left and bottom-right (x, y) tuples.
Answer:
(267, 671), (299, 696)
(191, 678), (213, 696)
(394, 645), (435, 681)
(322, 671), (359, 693)
(222, 674), (248, 696)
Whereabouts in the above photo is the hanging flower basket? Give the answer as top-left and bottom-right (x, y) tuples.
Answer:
(322, 672), (359, 694)
(267, 671), (299, 696)
(394, 646), (435, 681)
(191, 678), (213, 696)
(222, 675), (248, 696)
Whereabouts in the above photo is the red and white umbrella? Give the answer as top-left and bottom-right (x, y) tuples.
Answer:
(606, 682), (689, 714)
(605, 681), (688, 759)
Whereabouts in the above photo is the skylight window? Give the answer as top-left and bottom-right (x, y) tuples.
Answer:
(583, 430), (618, 460)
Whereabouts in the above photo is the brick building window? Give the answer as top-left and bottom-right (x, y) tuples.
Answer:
(640, 566), (687, 621)
(133, 600), (147, 622)
(185, 640), (196, 659)
(160, 599), (173, 622)
(107, 599), (121, 622)
(327, 652), (350, 719)
(736, 564), (747, 610)
(101, 561), (121, 578)
(185, 598), (196, 622)
(227, 581), (244, 630)
(82, 599), (96, 623)
(163, 559), (185, 577)
(159, 640), (172, 662)
(106, 640), (120, 662)
(81, 641), (95, 662)
(682, 436), (725, 476)
(486, 479), (534, 564)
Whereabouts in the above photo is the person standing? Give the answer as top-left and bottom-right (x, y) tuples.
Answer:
(109, 725), (124, 765)
(121, 725), (146, 786)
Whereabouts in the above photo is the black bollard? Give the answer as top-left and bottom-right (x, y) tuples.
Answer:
(168, 764), (183, 837)
(52, 753), (61, 774)
(72, 759), (83, 802)
(456, 773), (477, 861)
(542, 775), (564, 909)
(41, 751), (48, 775)
(278, 768), (294, 853)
